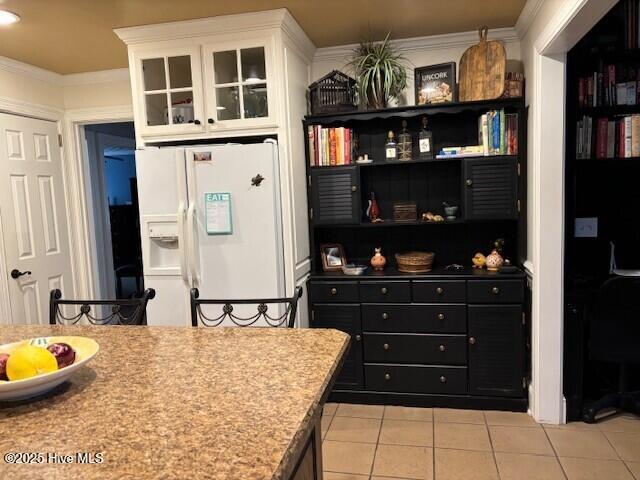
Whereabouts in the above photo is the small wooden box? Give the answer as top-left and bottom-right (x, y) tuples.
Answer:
(393, 202), (417, 222)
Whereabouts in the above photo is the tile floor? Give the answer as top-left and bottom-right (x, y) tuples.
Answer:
(320, 403), (640, 480)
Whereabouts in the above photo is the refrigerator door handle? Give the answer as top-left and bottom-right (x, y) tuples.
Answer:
(177, 202), (189, 283)
(187, 201), (199, 286)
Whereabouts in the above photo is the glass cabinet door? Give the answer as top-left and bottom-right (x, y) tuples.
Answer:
(136, 48), (204, 133)
(203, 41), (274, 127)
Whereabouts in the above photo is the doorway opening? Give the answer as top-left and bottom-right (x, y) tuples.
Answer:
(83, 122), (143, 300)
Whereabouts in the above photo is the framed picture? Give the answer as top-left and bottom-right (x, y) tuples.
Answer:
(415, 62), (457, 105)
(320, 244), (346, 271)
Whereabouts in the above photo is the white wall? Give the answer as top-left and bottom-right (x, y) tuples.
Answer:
(312, 29), (522, 106)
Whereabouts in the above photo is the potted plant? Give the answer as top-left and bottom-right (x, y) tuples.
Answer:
(348, 33), (408, 109)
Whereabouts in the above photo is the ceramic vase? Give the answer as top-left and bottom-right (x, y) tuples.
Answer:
(485, 249), (504, 271)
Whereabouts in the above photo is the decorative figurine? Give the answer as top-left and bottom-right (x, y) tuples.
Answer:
(370, 247), (387, 271)
(385, 130), (398, 161)
(398, 120), (412, 161)
(472, 253), (486, 269)
(418, 116), (434, 159)
(485, 238), (505, 271)
(366, 192), (383, 223)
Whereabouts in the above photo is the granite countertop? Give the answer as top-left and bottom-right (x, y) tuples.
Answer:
(0, 325), (349, 479)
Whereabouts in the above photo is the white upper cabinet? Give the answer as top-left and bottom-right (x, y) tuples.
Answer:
(115, 11), (304, 143)
(133, 46), (205, 136)
(202, 37), (276, 130)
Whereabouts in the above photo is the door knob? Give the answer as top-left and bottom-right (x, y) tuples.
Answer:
(466, 179), (473, 186)
(469, 337), (476, 345)
(10, 269), (31, 279)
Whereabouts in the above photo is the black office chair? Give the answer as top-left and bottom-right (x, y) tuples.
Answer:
(190, 287), (303, 328)
(582, 277), (640, 423)
(49, 288), (156, 326)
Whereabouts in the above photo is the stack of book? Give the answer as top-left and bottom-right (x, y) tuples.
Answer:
(477, 110), (518, 156)
(577, 65), (640, 107)
(307, 126), (353, 166)
(576, 114), (640, 158)
(436, 146), (484, 159)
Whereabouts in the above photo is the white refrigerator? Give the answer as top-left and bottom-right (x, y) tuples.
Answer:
(135, 140), (286, 326)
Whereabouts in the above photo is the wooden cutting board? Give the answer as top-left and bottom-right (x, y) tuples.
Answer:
(459, 27), (506, 102)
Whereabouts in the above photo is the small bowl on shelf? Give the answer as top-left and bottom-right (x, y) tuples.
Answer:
(341, 264), (368, 276)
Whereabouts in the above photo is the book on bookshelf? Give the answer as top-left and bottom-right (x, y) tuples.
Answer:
(477, 110), (518, 156)
(576, 114), (640, 158)
(308, 126), (355, 167)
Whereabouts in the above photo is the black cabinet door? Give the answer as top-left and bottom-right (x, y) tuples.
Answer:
(310, 166), (360, 225)
(463, 157), (518, 220)
(311, 304), (363, 390)
(468, 305), (524, 397)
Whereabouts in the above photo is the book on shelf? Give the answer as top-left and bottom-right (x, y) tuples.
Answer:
(477, 109), (518, 156)
(308, 126), (355, 166)
(576, 114), (640, 158)
(577, 62), (640, 107)
(436, 145), (484, 158)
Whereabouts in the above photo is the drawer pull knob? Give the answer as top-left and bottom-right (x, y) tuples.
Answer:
(381, 287), (388, 294)
(351, 185), (357, 192)
(383, 343), (390, 350)
(469, 337), (476, 345)
(440, 376), (447, 383)
(439, 344), (446, 352)
(354, 334), (362, 342)
(384, 373), (391, 381)
(382, 312), (389, 320)
(437, 313), (445, 320)
(330, 288), (338, 295)
(436, 287), (444, 295)
(492, 286), (500, 294)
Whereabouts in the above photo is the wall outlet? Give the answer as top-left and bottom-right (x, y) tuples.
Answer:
(574, 217), (598, 238)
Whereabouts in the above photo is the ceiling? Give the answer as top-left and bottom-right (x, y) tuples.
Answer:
(0, 0), (526, 74)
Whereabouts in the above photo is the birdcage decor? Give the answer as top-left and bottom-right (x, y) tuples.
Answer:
(308, 70), (357, 115)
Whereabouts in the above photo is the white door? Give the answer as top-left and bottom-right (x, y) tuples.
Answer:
(0, 113), (74, 324)
(185, 142), (285, 325)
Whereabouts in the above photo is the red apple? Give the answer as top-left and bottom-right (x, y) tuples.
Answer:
(46, 343), (76, 368)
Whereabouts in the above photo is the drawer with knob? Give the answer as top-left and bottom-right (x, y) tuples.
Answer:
(309, 281), (359, 303)
(467, 280), (523, 304)
(365, 364), (467, 394)
(361, 304), (466, 333)
(359, 281), (411, 303)
(412, 280), (466, 303)
(363, 333), (467, 364)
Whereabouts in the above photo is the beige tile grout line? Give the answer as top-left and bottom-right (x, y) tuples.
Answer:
(432, 409), (436, 480)
(540, 421), (569, 480)
(367, 406), (385, 479)
(597, 422), (637, 478)
(483, 411), (502, 480)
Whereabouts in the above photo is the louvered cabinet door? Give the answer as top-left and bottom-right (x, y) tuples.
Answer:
(463, 157), (518, 220)
(310, 304), (363, 390)
(468, 305), (524, 397)
(310, 167), (360, 225)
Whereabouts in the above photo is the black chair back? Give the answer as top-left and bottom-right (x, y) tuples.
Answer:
(592, 277), (640, 363)
(190, 287), (303, 328)
(49, 289), (156, 325)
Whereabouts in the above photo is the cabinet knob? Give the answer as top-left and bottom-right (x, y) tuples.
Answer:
(440, 376), (447, 383)
(194, 119), (201, 125)
(437, 313), (445, 320)
(469, 337), (476, 345)
(384, 373), (391, 381)
(383, 343), (390, 350)
(466, 179), (473, 186)
(330, 287), (337, 295)
(439, 344), (446, 352)
(354, 334), (362, 342)
(208, 118), (215, 124)
(351, 185), (357, 192)
(381, 287), (388, 295)
(382, 312), (389, 320)
(492, 286), (500, 294)
(436, 287), (444, 295)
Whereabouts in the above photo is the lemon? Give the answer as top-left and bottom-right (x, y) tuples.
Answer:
(6, 345), (58, 381)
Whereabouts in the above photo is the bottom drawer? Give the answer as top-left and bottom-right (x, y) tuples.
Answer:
(365, 364), (467, 395)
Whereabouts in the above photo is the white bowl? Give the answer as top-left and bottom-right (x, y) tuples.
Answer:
(341, 264), (368, 276)
(0, 336), (99, 401)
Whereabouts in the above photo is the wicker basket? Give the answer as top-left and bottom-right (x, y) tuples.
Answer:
(395, 251), (435, 273)
(308, 70), (357, 115)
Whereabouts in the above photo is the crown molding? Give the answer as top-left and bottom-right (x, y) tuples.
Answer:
(61, 68), (130, 86)
(64, 104), (133, 123)
(114, 8), (291, 45)
(313, 27), (520, 63)
(515, 0), (546, 39)
(0, 95), (63, 120)
(0, 55), (62, 84)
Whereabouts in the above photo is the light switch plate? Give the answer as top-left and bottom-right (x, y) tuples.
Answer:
(575, 217), (598, 238)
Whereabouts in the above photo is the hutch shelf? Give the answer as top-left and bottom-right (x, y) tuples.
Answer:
(304, 98), (529, 411)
